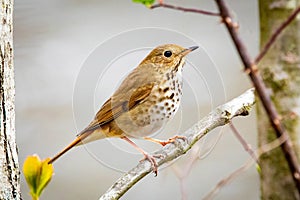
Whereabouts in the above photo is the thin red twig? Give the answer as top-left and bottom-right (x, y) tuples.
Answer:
(204, 134), (287, 200)
(215, 0), (300, 193)
(229, 122), (258, 163)
(255, 6), (300, 64)
(203, 161), (250, 200)
(151, 3), (220, 16)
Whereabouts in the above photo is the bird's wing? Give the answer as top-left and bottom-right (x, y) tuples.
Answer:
(77, 82), (154, 136)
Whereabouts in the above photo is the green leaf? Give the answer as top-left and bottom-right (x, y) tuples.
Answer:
(23, 155), (54, 199)
(256, 163), (261, 174)
(132, 0), (155, 7)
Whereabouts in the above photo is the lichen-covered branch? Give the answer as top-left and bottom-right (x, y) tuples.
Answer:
(99, 88), (255, 200)
(255, 6), (300, 64)
(215, 0), (300, 194)
(257, 1), (300, 199)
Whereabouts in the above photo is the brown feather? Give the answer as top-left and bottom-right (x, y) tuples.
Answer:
(49, 82), (155, 164)
(77, 82), (154, 136)
(75, 65), (157, 136)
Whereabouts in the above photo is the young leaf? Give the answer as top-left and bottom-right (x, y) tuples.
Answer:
(23, 155), (54, 200)
(132, 0), (155, 7)
(256, 163), (261, 174)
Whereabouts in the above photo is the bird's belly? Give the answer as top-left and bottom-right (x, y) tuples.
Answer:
(114, 76), (183, 138)
(113, 112), (166, 138)
(114, 97), (181, 138)
(128, 120), (165, 137)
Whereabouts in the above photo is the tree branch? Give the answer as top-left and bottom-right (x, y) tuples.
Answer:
(150, 3), (220, 16)
(203, 159), (252, 200)
(0, 0), (21, 199)
(229, 122), (258, 163)
(204, 130), (288, 200)
(255, 6), (300, 64)
(215, 0), (300, 193)
(99, 88), (255, 200)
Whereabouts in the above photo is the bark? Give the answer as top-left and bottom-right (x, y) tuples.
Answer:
(257, 1), (300, 199)
(0, 0), (21, 199)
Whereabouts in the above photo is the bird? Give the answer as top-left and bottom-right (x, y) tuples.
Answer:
(48, 44), (198, 175)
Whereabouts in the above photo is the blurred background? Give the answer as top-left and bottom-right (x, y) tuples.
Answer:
(15, 0), (259, 199)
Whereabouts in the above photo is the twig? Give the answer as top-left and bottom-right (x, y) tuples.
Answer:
(172, 145), (201, 200)
(215, 0), (300, 193)
(203, 159), (252, 200)
(229, 122), (258, 163)
(151, 3), (220, 16)
(204, 130), (288, 200)
(258, 134), (287, 155)
(99, 88), (255, 200)
(255, 6), (300, 64)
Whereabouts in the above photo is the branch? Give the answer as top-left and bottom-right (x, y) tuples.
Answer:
(215, 0), (300, 193)
(229, 122), (258, 163)
(99, 88), (255, 200)
(203, 159), (252, 200)
(150, 3), (220, 16)
(255, 6), (300, 64)
(172, 145), (202, 200)
(204, 131), (288, 200)
(0, 0), (21, 199)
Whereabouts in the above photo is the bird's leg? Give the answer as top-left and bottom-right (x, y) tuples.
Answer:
(144, 135), (187, 146)
(158, 0), (164, 4)
(121, 136), (158, 176)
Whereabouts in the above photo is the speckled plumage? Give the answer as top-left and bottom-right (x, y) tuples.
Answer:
(49, 44), (198, 172)
(81, 44), (187, 141)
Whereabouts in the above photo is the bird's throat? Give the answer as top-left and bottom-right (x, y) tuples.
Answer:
(174, 57), (186, 72)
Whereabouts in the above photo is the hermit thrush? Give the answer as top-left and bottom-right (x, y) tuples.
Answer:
(48, 44), (198, 175)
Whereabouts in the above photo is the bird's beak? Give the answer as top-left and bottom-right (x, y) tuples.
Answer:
(180, 46), (199, 56)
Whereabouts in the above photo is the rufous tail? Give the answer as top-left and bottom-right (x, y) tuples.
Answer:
(48, 132), (92, 164)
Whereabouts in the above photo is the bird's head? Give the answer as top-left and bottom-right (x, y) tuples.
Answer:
(140, 44), (198, 73)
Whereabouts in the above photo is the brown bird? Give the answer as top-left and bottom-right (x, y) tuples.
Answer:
(48, 44), (198, 175)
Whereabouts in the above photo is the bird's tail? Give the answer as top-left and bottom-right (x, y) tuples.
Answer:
(48, 131), (92, 164)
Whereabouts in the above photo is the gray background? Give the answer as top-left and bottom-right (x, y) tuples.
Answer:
(15, 0), (259, 199)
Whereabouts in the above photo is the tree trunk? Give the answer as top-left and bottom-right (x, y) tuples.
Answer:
(257, 1), (300, 199)
(0, 0), (21, 199)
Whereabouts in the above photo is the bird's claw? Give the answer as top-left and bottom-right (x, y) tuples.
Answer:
(161, 135), (187, 146)
(144, 135), (187, 146)
(140, 153), (158, 176)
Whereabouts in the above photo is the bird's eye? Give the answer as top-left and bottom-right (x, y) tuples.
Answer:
(163, 51), (172, 58)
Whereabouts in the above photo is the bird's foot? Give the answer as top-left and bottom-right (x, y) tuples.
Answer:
(144, 135), (187, 146)
(140, 152), (158, 176)
(121, 136), (160, 176)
